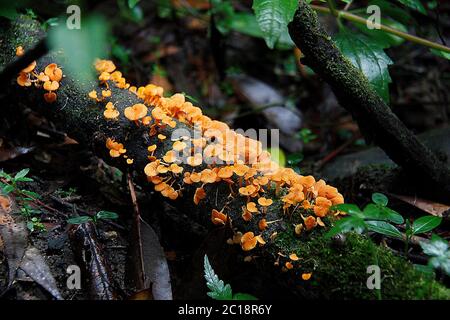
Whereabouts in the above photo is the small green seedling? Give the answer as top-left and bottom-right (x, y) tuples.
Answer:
(325, 193), (442, 250)
(419, 234), (450, 276)
(296, 128), (317, 144)
(27, 217), (46, 232)
(204, 255), (257, 300)
(67, 210), (119, 225)
(0, 168), (45, 232)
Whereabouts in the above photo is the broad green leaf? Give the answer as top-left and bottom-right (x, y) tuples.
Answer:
(14, 168), (30, 180)
(412, 216), (442, 235)
(252, 0), (298, 49)
(325, 216), (366, 238)
(96, 210), (119, 220)
(362, 204), (383, 220)
(227, 12), (294, 49)
(232, 293), (258, 300)
(331, 204), (363, 217)
(372, 192), (388, 206)
(380, 207), (404, 224)
(366, 220), (403, 239)
(48, 15), (109, 89)
(204, 255), (233, 300)
(334, 27), (393, 103)
(67, 216), (93, 224)
(396, 0), (427, 14)
(430, 49), (450, 60)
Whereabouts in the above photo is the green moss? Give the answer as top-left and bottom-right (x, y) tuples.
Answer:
(272, 230), (449, 299)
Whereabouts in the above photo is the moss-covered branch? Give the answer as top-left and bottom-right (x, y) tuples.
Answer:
(1, 16), (448, 299)
(288, 1), (450, 201)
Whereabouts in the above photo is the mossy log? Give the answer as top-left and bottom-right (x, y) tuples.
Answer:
(0, 16), (448, 299)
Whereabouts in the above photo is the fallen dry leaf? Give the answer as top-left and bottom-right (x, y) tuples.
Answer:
(389, 193), (450, 218)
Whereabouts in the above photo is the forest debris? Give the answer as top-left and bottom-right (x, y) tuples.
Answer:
(0, 194), (28, 292)
(389, 193), (450, 218)
(0, 143), (34, 162)
(127, 175), (172, 300)
(19, 246), (63, 300)
(230, 75), (303, 135)
(69, 221), (119, 300)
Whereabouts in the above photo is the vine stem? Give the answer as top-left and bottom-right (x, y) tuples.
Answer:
(311, 4), (450, 54)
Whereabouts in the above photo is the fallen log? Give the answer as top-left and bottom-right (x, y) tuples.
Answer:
(0, 15), (448, 299)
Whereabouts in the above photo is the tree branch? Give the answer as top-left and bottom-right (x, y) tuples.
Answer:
(288, 0), (450, 201)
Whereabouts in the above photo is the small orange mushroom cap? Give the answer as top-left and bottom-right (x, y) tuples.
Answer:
(44, 92), (57, 103)
(124, 103), (148, 121)
(240, 232), (257, 251)
(211, 209), (228, 225)
(44, 63), (63, 82)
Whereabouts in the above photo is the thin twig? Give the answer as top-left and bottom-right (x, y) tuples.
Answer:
(311, 5), (450, 53)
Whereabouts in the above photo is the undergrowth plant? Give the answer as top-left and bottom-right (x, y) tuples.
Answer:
(326, 192), (442, 256)
(204, 255), (257, 300)
(0, 168), (45, 232)
(67, 210), (119, 225)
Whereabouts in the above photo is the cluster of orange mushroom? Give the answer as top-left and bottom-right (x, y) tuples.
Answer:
(15, 46), (63, 103)
(85, 59), (345, 278)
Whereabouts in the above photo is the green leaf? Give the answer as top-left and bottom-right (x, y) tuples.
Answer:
(396, 0), (427, 14)
(362, 204), (383, 220)
(96, 210), (119, 220)
(286, 152), (304, 167)
(430, 49), (450, 60)
(21, 190), (40, 199)
(15, 177), (33, 182)
(14, 168), (30, 180)
(0, 171), (12, 181)
(204, 255), (233, 300)
(226, 12), (294, 49)
(372, 192), (388, 206)
(128, 0), (140, 8)
(334, 27), (393, 103)
(380, 207), (404, 224)
(366, 220), (403, 239)
(412, 216), (442, 235)
(2, 184), (14, 194)
(252, 0), (298, 49)
(48, 15), (109, 90)
(27, 221), (35, 232)
(232, 293), (258, 300)
(331, 204), (363, 217)
(325, 216), (367, 238)
(67, 216), (93, 224)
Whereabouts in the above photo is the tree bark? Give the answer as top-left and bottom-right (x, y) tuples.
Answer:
(0, 15), (448, 299)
